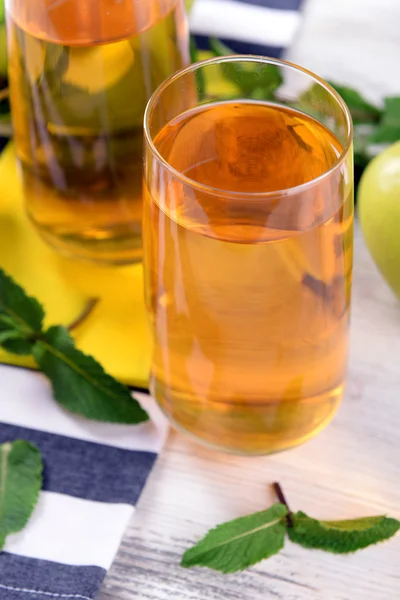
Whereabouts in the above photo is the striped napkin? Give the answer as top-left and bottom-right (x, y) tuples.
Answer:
(0, 364), (168, 600)
(0, 1), (305, 598)
(191, 0), (304, 57)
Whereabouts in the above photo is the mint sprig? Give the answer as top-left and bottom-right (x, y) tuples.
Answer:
(0, 267), (148, 424)
(181, 483), (400, 573)
(0, 440), (43, 549)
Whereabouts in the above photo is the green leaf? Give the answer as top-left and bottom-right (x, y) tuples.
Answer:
(370, 124), (400, 144)
(209, 38), (247, 91)
(189, 35), (199, 65)
(209, 37), (235, 59)
(288, 511), (400, 554)
(256, 64), (283, 100)
(181, 503), (288, 573)
(0, 268), (45, 334)
(328, 83), (381, 123)
(190, 36), (206, 99)
(0, 1), (4, 25)
(209, 38), (282, 100)
(0, 440), (43, 549)
(0, 314), (36, 355)
(0, 328), (35, 355)
(209, 38), (254, 95)
(0, 329), (22, 344)
(32, 325), (149, 424)
(370, 96), (400, 143)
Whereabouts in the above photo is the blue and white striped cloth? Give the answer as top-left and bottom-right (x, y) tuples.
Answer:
(0, 1), (305, 598)
(191, 0), (304, 57)
(0, 364), (168, 600)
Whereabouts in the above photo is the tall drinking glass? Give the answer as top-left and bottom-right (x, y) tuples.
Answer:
(143, 57), (353, 455)
(6, 0), (189, 264)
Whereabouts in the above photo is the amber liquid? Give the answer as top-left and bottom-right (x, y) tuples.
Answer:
(144, 101), (353, 454)
(8, 0), (189, 263)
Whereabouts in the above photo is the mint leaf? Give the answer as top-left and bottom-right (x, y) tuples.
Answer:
(33, 325), (149, 424)
(0, 269), (44, 335)
(0, 326), (34, 355)
(181, 503), (288, 573)
(0, 269), (45, 355)
(0, 440), (43, 549)
(190, 36), (206, 99)
(209, 38), (250, 93)
(209, 37), (282, 100)
(0, 267), (149, 425)
(328, 83), (381, 123)
(370, 96), (400, 143)
(255, 64), (283, 101)
(209, 37), (235, 59)
(288, 511), (400, 554)
(0, 314), (36, 355)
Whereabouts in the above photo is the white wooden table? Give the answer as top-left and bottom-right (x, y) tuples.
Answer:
(99, 1), (400, 598)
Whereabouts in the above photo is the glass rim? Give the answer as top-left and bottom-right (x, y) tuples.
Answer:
(143, 55), (353, 199)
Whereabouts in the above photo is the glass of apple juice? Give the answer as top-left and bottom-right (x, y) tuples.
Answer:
(143, 56), (354, 455)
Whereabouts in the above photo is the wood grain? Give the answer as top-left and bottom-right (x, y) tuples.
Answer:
(99, 1), (400, 597)
(99, 228), (400, 600)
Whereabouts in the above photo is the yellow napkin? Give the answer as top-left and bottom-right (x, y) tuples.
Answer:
(0, 144), (151, 388)
(0, 58), (231, 386)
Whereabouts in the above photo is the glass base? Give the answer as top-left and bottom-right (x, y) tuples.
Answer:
(32, 220), (143, 265)
(151, 378), (344, 456)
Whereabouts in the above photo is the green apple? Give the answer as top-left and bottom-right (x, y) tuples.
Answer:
(358, 141), (400, 298)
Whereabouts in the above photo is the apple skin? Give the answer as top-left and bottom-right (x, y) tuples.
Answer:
(358, 141), (400, 299)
